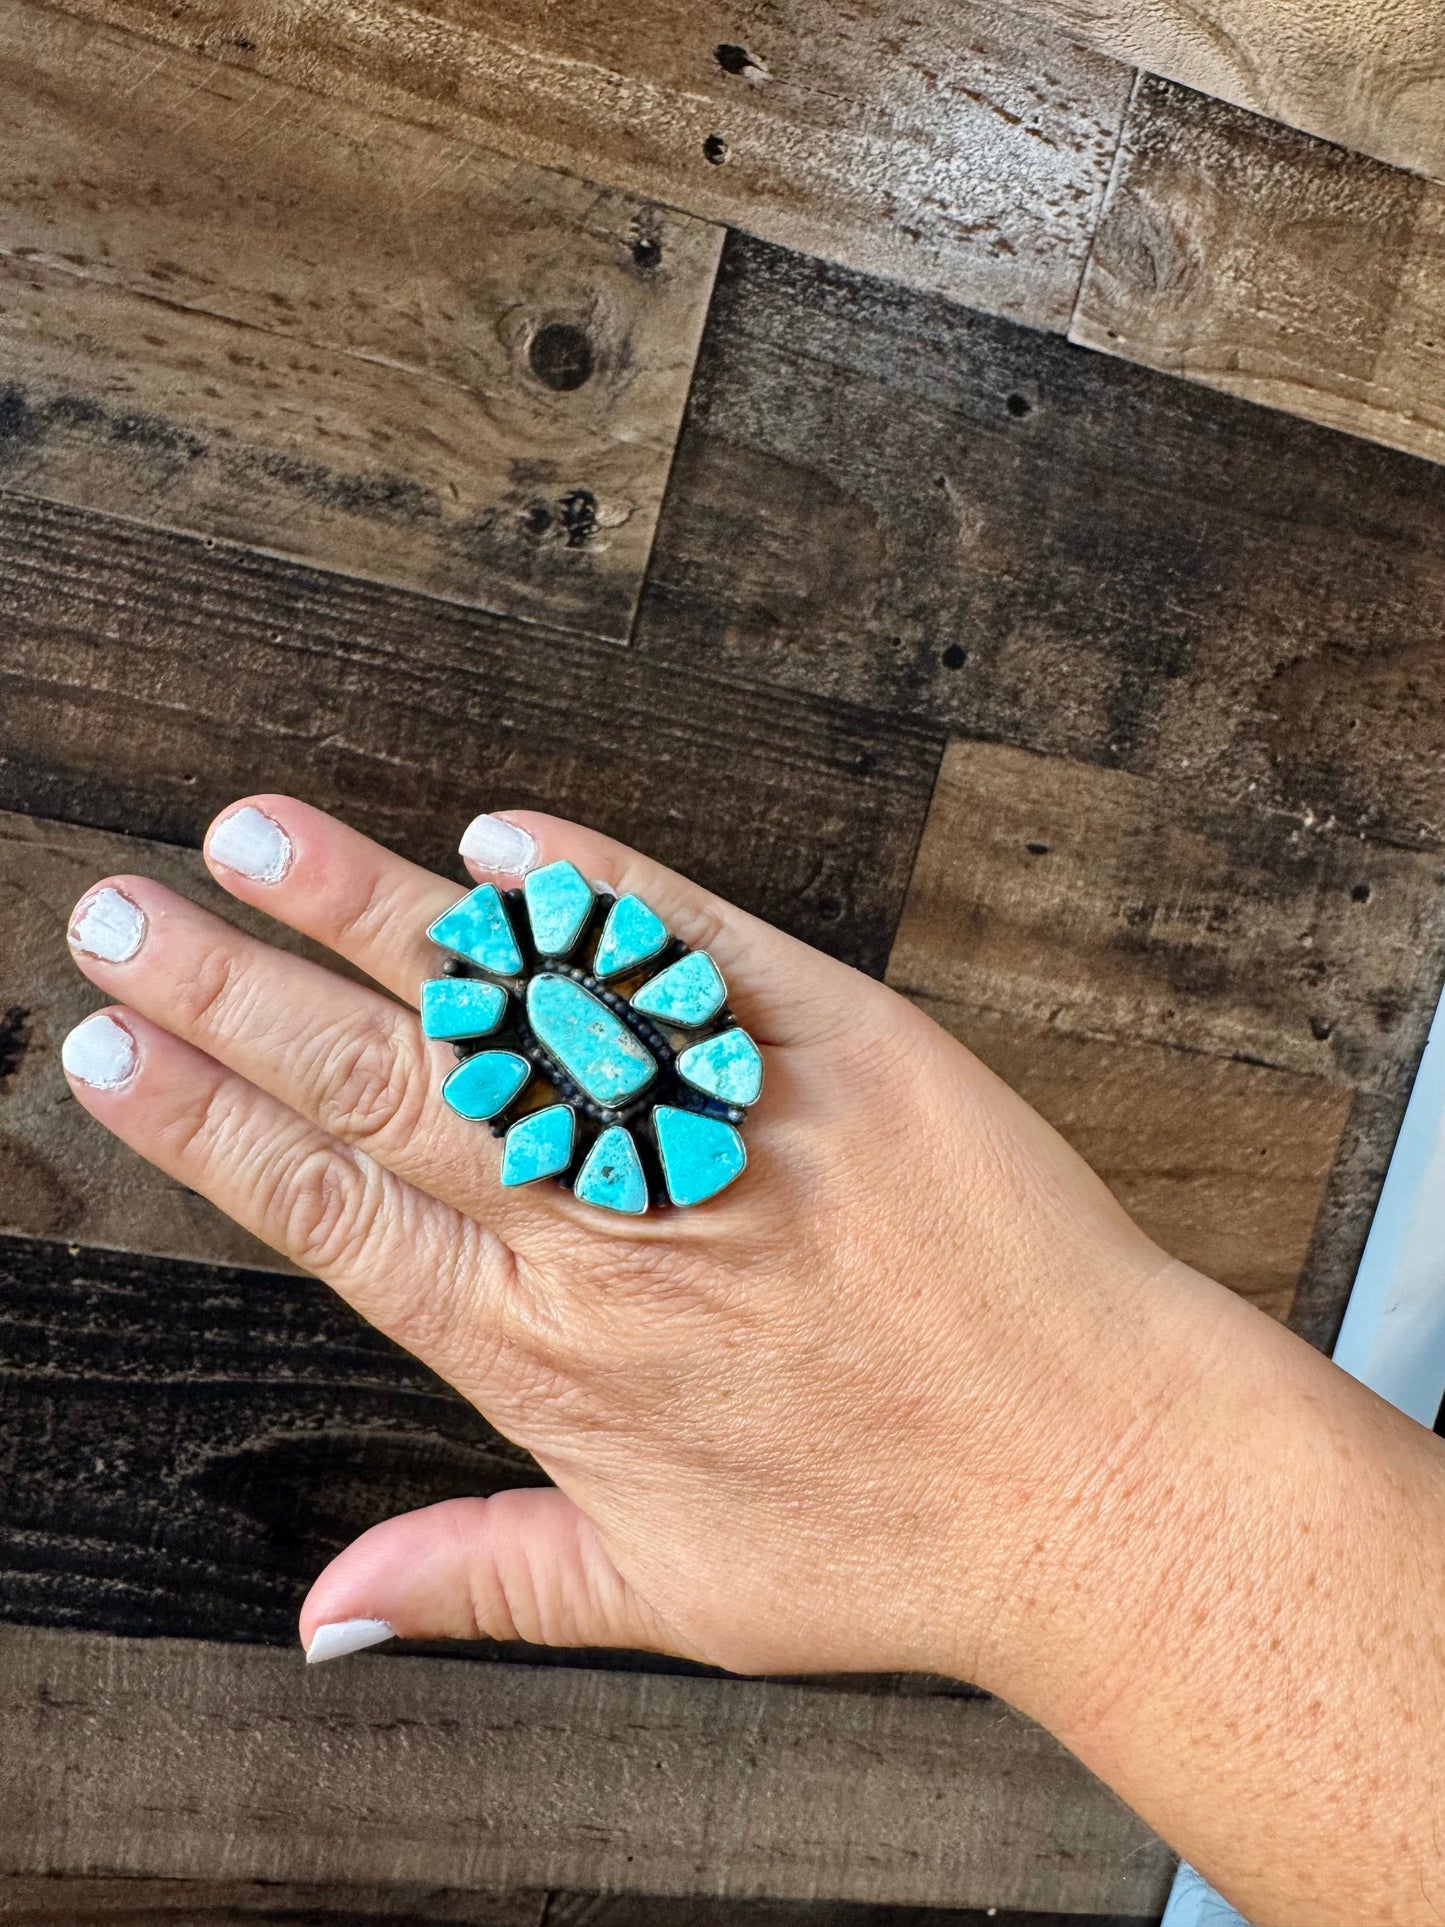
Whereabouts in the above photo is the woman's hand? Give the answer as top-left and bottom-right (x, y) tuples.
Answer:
(59, 795), (1445, 1925)
(59, 795), (1179, 1686)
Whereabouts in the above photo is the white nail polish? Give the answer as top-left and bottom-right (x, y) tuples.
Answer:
(305, 1617), (396, 1664)
(61, 1012), (137, 1090)
(209, 805), (293, 884)
(69, 887), (145, 962)
(458, 815), (537, 875)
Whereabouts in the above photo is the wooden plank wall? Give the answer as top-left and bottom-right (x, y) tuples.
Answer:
(2, 0), (1445, 1916)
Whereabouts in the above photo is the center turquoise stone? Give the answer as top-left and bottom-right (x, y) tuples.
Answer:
(526, 973), (658, 1107)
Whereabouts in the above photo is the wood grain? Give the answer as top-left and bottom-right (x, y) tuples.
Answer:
(986, 0), (1445, 186)
(43, 0), (1135, 334)
(916, 1002), (1349, 1320)
(0, 494), (942, 984)
(1072, 78), (1445, 469)
(638, 235), (1445, 849)
(0, 1878), (1147, 1926)
(0, 0), (721, 641)
(0, 1626), (1174, 1911)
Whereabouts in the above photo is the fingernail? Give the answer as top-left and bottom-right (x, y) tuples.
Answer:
(459, 815), (537, 875)
(61, 1012), (137, 1090)
(209, 805), (293, 884)
(69, 887), (145, 962)
(305, 1617), (396, 1664)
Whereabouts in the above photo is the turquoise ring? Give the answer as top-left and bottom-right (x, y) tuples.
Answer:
(422, 862), (762, 1214)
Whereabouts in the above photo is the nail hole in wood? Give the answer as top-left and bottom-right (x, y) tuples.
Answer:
(703, 134), (730, 165)
(1025, 840), (1050, 856)
(941, 644), (968, 670)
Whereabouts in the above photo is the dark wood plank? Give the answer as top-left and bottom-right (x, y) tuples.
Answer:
(0, 1878), (547, 1924)
(0, 1626), (1174, 1911)
(636, 235), (1445, 850)
(0, 1875), (1153, 1925)
(0, 1233), (545, 1645)
(0, 0), (721, 643)
(42, 0), (1134, 334)
(0, 493), (942, 982)
(976, 0), (1445, 186)
(1072, 78), (1445, 468)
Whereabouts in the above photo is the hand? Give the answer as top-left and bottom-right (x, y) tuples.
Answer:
(59, 795), (1183, 1689)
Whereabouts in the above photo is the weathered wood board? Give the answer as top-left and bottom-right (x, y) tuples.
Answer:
(988, 0), (1445, 186)
(1073, 78), (1445, 469)
(0, 494), (943, 982)
(0, 1876), (1151, 1925)
(638, 237), (1445, 848)
(918, 1002), (1348, 1322)
(0, 1234), (543, 1643)
(41, 0), (1135, 333)
(0, 1626), (1175, 1912)
(886, 740), (1444, 1328)
(0, 0), (722, 640)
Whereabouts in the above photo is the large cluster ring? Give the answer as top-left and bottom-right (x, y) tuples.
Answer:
(422, 862), (762, 1215)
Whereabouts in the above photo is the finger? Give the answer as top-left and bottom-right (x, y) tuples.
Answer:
(461, 810), (850, 1048)
(204, 796), (461, 1006)
(65, 875), (539, 1233)
(299, 1490), (685, 1661)
(59, 1007), (508, 1385)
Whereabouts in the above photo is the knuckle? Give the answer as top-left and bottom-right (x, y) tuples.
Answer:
(179, 939), (247, 1036)
(312, 1010), (426, 1148)
(284, 1144), (382, 1274)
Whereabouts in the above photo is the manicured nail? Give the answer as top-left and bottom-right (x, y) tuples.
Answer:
(209, 805), (293, 884)
(305, 1617), (396, 1664)
(459, 814), (537, 875)
(69, 887), (145, 962)
(61, 1012), (137, 1090)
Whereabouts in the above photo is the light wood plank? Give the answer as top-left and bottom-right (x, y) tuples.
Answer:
(41, 0), (1135, 334)
(989, 0), (1445, 186)
(0, 1626), (1174, 1911)
(0, 0), (722, 640)
(914, 1002), (1349, 1320)
(1072, 77), (1445, 469)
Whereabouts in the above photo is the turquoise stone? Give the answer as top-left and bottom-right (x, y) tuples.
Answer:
(654, 1105), (746, 1206)
(676, 1027), (763, 1107)
(501, 1104), (575, 1187)
(441, 1049), (531, 1120)
(427, 886), (523, 977)
(593, 894), (668, 979)
(524, 860), (594, 956)
(573, 1125), (648, 1215)
(526, 974), (657, 1105)
(420, 978), (507, 1041)
(632, 951), (726, 1027)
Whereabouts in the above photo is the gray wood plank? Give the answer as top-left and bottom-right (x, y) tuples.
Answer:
(38, 0), (1134, 334)
(0, 0), (722, 641)
(0, 1626), (1174, 1912)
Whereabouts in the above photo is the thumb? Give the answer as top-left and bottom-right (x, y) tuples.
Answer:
(299, 1489), (684, 1662)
